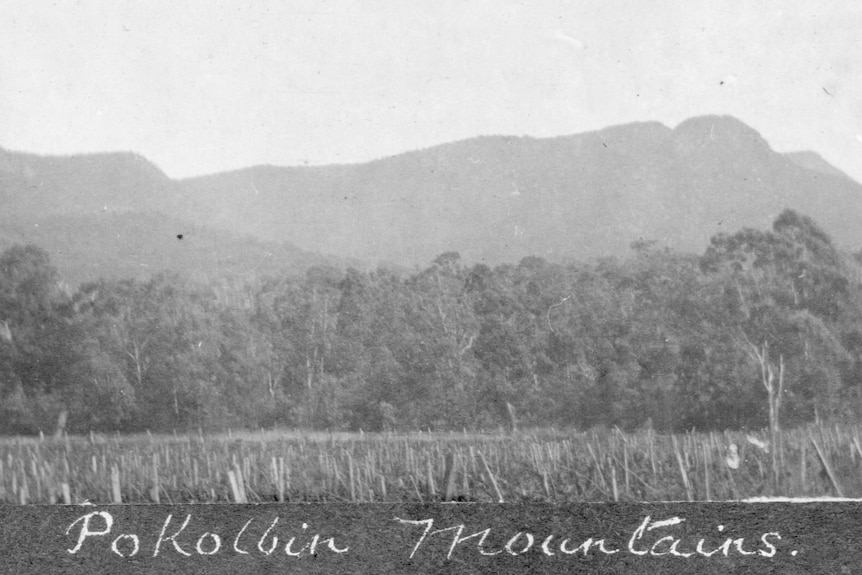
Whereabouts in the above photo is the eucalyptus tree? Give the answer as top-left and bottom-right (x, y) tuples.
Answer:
(700, 210), (855, 480)
(0, 244), (78, 433)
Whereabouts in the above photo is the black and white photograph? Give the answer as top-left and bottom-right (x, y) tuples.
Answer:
(2, 1), (862, 572)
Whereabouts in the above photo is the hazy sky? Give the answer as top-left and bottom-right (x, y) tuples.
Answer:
(2, 1), (861, 181)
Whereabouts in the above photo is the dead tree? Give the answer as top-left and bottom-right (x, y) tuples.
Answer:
(505, 401), (518, 434)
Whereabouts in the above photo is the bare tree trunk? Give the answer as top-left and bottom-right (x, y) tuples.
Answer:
(127, 338), (145, 388)
(745, 339), (784, 486)
(0, 319), (12, 344)
(505, 402), (518, 434)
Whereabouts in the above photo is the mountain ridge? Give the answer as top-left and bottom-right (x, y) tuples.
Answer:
(174, 115), (862, 264)
(2, 115), (861, 282)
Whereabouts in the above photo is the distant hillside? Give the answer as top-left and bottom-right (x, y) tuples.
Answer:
(0, 148), (175, 216)
(784, 150), (853, 180)
(3, 114), (862, 280)
(0, 148), (334, 284)
(0, 211), (329, 286)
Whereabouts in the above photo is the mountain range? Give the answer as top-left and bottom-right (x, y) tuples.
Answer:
(2, 114), (861, 284)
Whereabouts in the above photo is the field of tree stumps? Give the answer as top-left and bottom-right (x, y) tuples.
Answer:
(1, 425), (861, 504)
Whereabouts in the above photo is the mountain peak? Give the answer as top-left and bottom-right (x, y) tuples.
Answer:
(673, 115), (771, 153)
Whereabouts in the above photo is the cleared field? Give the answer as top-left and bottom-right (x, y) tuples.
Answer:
(0, 426), (859, 504)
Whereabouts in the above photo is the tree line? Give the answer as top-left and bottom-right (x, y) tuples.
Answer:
(2, 209), (862, 435)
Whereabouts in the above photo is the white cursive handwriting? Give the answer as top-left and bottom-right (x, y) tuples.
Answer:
(66, 511), (349, 558)
(395, 515), (782, 560)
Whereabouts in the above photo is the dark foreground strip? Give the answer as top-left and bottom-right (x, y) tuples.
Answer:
(0, 502), (858, 574)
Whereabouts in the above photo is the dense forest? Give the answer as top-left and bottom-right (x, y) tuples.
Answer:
(2, 209), (862, 435)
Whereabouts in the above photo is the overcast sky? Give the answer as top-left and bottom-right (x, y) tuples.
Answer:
(2, 1), (861, 181)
